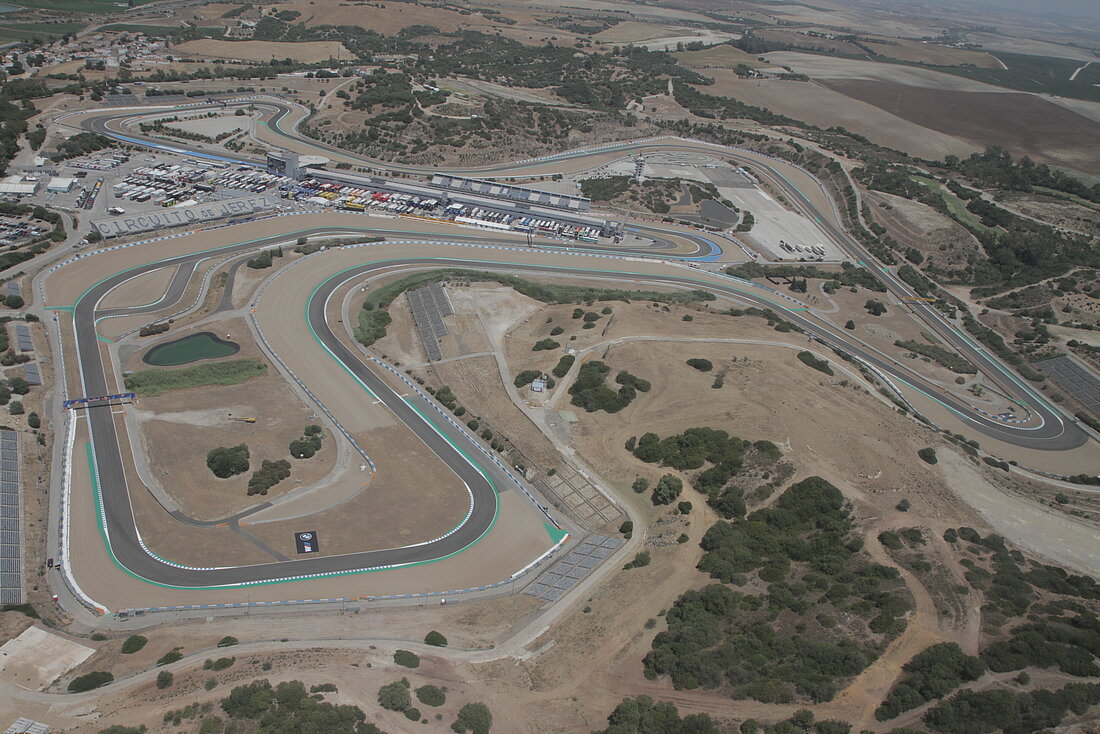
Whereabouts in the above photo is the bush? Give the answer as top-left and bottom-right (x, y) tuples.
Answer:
(26, 412), (39, 429)
(532, 338), (560, 351)
(207, 444), (250, 478)
(289, 425), (323, 459)
(651, 474), (683, 506)
(247, 459), (290, 495)
(918, 448), (938, 465)
(156, 671), (173, 689)
(378, 679), (411, 711)
(121, 635), (148, 654)
(68, 671), (113, 692)
(875, 643), (984, 721)
(551, 354), (575, 378)
(404, 707), (421, 721)
(217, 636), (238, 648)
(514, 370), (540, 388)
(632, 477), (649, 493)
(204, 657), (234, 671)
(797, 351), (834, 376)
(157, 648), (183, 666)
(686, 358), (713, 372)
(393, 650), (420, 668)
(624, 551), (651, 569)
(424, 630), (448, 647)
(865, 299), (887, 316)
(416, 684), (446, 707)
(8, 400), (22, 415)
(569, 361), (643, 413)
(452, 702), (492, 734)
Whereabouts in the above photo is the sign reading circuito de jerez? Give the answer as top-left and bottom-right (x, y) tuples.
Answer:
(93, 195), (279, 238)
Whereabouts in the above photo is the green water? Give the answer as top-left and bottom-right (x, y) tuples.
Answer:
(143, 332), (239, 366)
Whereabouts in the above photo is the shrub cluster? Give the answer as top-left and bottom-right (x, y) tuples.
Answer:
(569, 361), (648, 413)
(289, 424), (324, 459)
(247, 459), (291, 496)
(207, 444), (250, 479)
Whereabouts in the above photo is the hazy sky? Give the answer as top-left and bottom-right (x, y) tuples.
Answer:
(933, 0), (1099, 22)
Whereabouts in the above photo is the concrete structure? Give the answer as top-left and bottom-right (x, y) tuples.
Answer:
(266, 152), (328, 179)
(0, 177), (37, 196)
(46, 177), (77, 193)
(430, 173), (591, 212)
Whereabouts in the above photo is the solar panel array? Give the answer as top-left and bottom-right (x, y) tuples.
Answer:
(1036, 356), (1100, 413)
(0, 430), (21, 604)
(5, 281), (19, 298)
(4, 719), (51, 734)
(524, 536), (623, 602)
(22, 364), (40, 386)
(13, 324), (32, 353)
(406, 283), (453, 362)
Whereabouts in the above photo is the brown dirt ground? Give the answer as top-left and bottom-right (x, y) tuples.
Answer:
(864, 190), (983, 269)
(998, 192), (1100, 238)
(822, 80), (1100, 176)
(256, 0), (518, 37)
(175, 39), (348, 63)
(124, 318), (337, 522)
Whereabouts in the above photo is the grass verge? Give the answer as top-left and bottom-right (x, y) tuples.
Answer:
(124, 358), (267, 397)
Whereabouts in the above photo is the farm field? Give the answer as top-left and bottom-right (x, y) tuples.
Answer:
(863, 38), (1002, 68)
(824, 80), (1100, 175)
(695, 71), (974, 160)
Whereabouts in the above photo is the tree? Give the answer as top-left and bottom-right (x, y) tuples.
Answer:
(416, 684), (446, 706)
(378, 679), (411, 711)
(452, 702), (492, 734)
(8, 376), (28, 394)
(865, 299), (887, 316)
(206, 444), (250, 478)
(632, 477), (649, 493)
(918, 448), (938, 465)
(686, 358), (713, 372)
(393, 649), (420, 668)
(156, 670), (173, 689)
(68, 671), (113, 692)
(424, 630), (447, 647)
(121, 635), (147, 654)
(8, 400), (22, 415)
(651, 473), (683, 505)
(26, 411), (39, 429)
(4, 294), (23, 309)
(844, 320), (855, 330)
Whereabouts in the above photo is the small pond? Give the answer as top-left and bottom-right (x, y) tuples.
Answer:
(142, 331), (240, 366)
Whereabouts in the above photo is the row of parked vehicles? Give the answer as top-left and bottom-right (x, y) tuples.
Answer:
(110, 164), (289, 209)
(289, 179), (602, 243)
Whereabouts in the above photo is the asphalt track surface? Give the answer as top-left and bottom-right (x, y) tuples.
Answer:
(81, 100), (1090, 448)
(62, 103), (1094, 590)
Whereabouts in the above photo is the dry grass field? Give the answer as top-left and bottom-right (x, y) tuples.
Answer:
(673, 43), (767, 68)
(593, 21), (690, 43)
(863, 39), (1003, 68)
(695, 71), (974, 160)
(175, 39), (347, 63)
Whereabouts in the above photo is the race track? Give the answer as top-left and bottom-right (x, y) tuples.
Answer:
(49, 101), (1095, 597)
